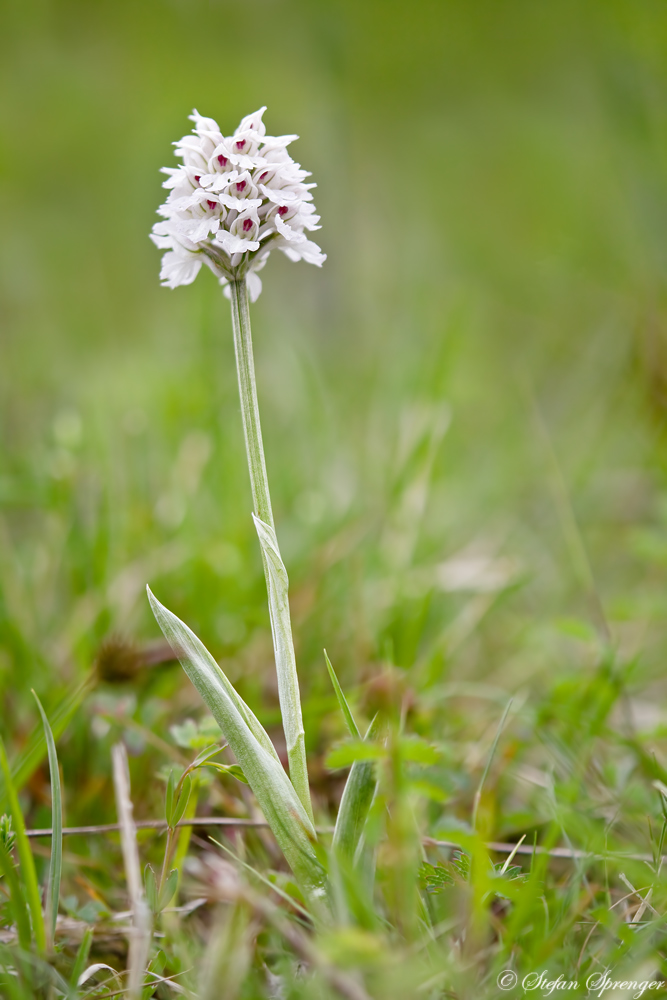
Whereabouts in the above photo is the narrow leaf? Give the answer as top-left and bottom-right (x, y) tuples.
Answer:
(32, 691), (62, 948)
(192, 744), (226, 768)
(144, 864), (159, 914)
(205, 762), (248, 784)
(171, 774), (192, 828)
(69, 926), (93, 989)
(0, 841), (31, 949)
(0, 736), (46, 952)
(147, 587), (280, 764)
(147, 588), (325, 893)
(159, 868), (179, 910)
(324, 650), (360, 738)
(332, 717), (380, 862)
(252, 516), (313, 824)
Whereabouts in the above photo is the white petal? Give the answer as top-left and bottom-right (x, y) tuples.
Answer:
(260, 185), (301, 205)
(179, 216), (220, 242)
(149, 232), (173, 249)
(159, 250), (202, 288)
(246, 271), (263, 301)
(278, 238), (326, 266)
(189, 109), (221, 133)
(236, 107), (267, 137)
(261, 134), (299, 149)
(218, 193), (262, 211)
(215, 231), (261, 254)
(275, 216), (306, 243)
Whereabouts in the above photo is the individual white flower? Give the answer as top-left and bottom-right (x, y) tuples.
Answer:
(151, 107), (326, 301)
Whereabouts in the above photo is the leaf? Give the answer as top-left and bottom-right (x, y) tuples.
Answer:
(0, 840), (31, 949)
(147, 588), (325, 894)
(324, 650), (360, 738)
(69, 926), (93, 989)
(326, 739), (385, 770)
(32, 691), (63, 950)
(148, 588), (279, 764)
(0, 736), (46, 952)
(192, 743), (226, 768)
(418, 862), (454, 894)
(144, 864), (159, 914)
(332, 717), (380, 862)
(252, 515), (313, 824)
(204, 762), (248, 784)
(159, 868), (179, 910)
(171, 718), (223, 751)
(398, 735), (441, 765)
(171, 774), (192, 828)
(77, 963), (124, 988)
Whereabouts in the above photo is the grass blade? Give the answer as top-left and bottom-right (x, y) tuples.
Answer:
(32, 691), (62, 949)
(471, 698), (512, 831)
(0, 841), (31, 949)
(0, 736), (46, 952)
(324, 650), (360, 738)
(69, 926), (93, 991)
(112, 743), (152, 999)
(332, 717), (379, 862)
(147, 588), (325, 894)
(252, 515), (313, 824)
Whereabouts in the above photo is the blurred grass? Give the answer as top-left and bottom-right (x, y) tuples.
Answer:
(2, 0), (667, 916)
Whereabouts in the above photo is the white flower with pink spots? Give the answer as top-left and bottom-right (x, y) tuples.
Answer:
(151, 108), (325, 301)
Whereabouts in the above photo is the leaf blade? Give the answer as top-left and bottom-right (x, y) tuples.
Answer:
(0, 736), (46, 952)
(332, 717), (380, 862)
(324, 650), (360, 738)
(147, 588), (325, 893)
(147, 586), (280, 766)
(32, 691), (62, 949)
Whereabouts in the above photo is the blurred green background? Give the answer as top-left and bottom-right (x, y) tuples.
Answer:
(2, 0), (667, 837)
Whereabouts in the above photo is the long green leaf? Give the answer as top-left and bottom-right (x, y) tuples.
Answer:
(148, 587), (279, 765)
(32, 691), (62, 948)
(252, 515), (313, 824)
(324, 650), (360, 738)
(147, 588), (325, 894)
(0, 737), (46, 952)
(69, 926), (93, 990)
(0, 841), (31, 949)
(332, 717), (380, 862)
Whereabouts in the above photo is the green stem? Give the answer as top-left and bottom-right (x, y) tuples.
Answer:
(229, 279), (313, 823)
(229, 278), (274, 528)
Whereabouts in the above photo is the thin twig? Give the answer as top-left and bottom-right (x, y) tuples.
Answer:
(424, 836), (662, 865)
(25, 817), (286, 838)
(23, 818), (663, 865)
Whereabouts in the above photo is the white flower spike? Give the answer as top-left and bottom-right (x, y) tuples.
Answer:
(151, 107), (325, 301)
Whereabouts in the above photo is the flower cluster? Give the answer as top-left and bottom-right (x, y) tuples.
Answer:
(151, 107), (325, 301)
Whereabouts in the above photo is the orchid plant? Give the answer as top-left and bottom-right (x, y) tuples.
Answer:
(148, 108), (372, 898)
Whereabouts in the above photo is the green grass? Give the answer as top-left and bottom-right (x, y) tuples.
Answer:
(3, 0), (667, 995)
